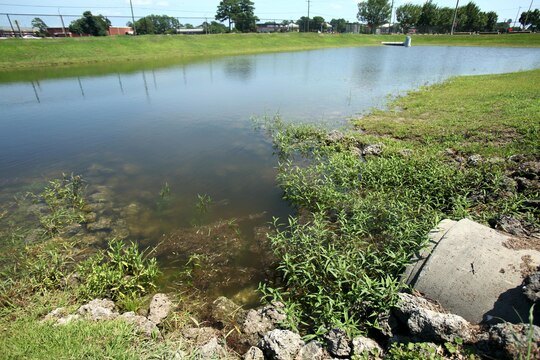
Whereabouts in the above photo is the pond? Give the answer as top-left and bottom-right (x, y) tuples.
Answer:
(1, 46), (539, 304)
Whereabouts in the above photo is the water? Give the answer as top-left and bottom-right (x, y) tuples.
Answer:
(1, 46), (539, 303)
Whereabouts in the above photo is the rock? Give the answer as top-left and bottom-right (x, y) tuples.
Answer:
(258, 329), (304, 360)
(243, 346), (264, 360)
(118, 312), (161, 339)
(393, 293), (474, 343)
(78, 299), (118, 321)
(467, 154), (483, 166)
(508, 154), (527, 163)
(444, 148), (457, 157)
(182, 327), (220, 345)
(296, 341), (327, 360)
(495, 216), (528, 237)
(363, 144), (383, 156)
(83, 212), (97, 224)
(148, 293), (173, 325)
(516, 177), (540, 193)
(502, 176), (518, 192)
(352, 336), (383, 357)
(523, 269), (540, 304)
(324, 328), (351, 357)
(326, 130), (345, 143)
(242, 302), (287, 346)
(478, 323), (540, 359)
(350, 146), (363, 157)
(57, 314), (81, 325)
(86, 217), (112, 232)
(398, 149), (413, 157)
(516, 161), (540, 180)
(62, 223), (83, 236)
(198, 337), (226, 359)
(407, 308), (473, 343)
(212, 296), (247, 326)
(43, 307), (68, 321)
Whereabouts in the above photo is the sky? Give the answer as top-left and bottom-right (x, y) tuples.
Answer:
(0, 0), (536, 28)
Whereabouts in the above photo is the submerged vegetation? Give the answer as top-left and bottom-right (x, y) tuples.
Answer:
(259, 69), (539, 336)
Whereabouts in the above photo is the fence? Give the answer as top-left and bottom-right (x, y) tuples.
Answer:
(0, 11), (304, 37)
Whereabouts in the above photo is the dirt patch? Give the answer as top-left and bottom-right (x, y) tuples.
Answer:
(503, 236), (540, 252)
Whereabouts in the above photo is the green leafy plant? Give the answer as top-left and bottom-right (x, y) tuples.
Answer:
(78, 238), (159, 310)
(195, 194), (212, 214)
(31, 174), (87, 235)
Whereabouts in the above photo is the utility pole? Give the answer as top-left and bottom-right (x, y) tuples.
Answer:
(6, 14), (16, 37)
(59, 14), (68, 37)
(14, 19), (22, 37)
(523, 0), (534, 30)
(390, 0), (394, 30)
(129, 0), (137, 35)
(513, 6), (522, 28)
(306, 0), (311, 33)
(451, 0), (460, 35)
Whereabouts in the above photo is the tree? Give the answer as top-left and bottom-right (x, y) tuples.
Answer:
(457, 1), (485, 32)
(396, 3), (422, 33)
(417, 0), (438, 33)
(69, 11), (110, 36)
(202, 21), (228, 34)
(311, 16), (327, 32)
(233, 0), (258, 33)
(330, 18), (347, 33)
(435, 7), (454, 33)
(520, 9), (540, 30)
(485, 11), (498, 32)
(31, 17), (48, 37)
(128, 15), (180, 35)
(357, 0), (391, 34)
(216, 0), (240, 31)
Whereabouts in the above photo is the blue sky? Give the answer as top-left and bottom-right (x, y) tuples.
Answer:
(0, 1), (536, 28)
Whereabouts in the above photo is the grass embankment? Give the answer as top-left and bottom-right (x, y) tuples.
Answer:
(261, 69), (539, 340)
(0, 32), (539, 71)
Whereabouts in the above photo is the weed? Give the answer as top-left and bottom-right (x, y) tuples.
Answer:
(196, 194), (213, 215)
(159, 181), (171, 199)
(78, 238), (159, 310)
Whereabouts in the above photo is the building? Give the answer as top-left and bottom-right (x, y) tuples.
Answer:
(176, 28), (205, 35)
(0, 26), (35, 37)
(108, 27), (134, 36)
(46, 27), (72, 37)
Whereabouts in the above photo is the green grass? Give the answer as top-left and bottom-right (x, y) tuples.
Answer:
(260, 69), (539, 339)
(0, 32), (539, 72)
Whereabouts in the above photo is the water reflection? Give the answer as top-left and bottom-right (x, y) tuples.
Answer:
(224, 57), (256, 81)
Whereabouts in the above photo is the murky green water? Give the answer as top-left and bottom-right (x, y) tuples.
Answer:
(1, 46), (539, 304)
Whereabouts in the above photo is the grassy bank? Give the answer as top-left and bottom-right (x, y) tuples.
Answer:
(1, 32), (539, 71)
(261, 69), (539, 338)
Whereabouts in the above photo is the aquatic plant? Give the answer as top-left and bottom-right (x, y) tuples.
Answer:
(195, 194), (212, 214)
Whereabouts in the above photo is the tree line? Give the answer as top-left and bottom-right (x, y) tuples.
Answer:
(28, 1), (540, 37)
(359, 0), (539, 34)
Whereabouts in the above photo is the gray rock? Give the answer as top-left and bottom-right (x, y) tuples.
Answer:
(516, 177), (540, 193)
(43, 307), (68, 321)
(182, 327), (219, 346)
(467, 154), (483, 166)
(86, 217), (112, 232)
(56, 314), (81, 325)
(393, 293), (473, 343)
(212, 296), (246, 326)
(242, 302), (287, 346)
(398, 149), (413, 157)
(407, 308), (473, 343)
(495, 215), (528, 237)
(352, 336), (383, 357)
(147, 293), (173, 325)
(62, 223), (83, 236)
(517, 161), (540, 179)
(119, 312), (161, 338)
(78, 299), (118, 321)
(197, 337), (226, 359)
(479, 323), (540, 359)
(363, 144), (383, 156)
(259, 329), (304, 360)
(324, 328), (351, 357)
(326, 130), (344, 143)
(296, 341), (326, 360)
(243, 346), (264, 360)
(523, 270), (540, 304)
